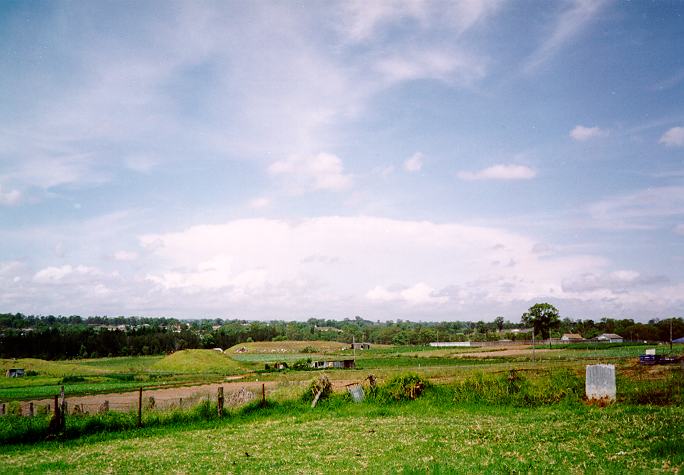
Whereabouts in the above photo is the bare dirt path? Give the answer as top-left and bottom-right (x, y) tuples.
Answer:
(23, 380), (280, 414)
(458, 348), (560, 358)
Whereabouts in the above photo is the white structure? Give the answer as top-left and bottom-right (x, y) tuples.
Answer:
(429, 341), (472, 347)
(561, 333), (583, 342)
(585, 364), (616, 401)
(596, 333), (624, 343)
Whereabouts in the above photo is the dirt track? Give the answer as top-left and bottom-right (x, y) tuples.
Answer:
(458, 348), (560, 358)
(19, 378), (361, 414)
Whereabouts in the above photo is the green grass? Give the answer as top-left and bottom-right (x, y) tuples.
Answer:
(1, 396), (682, 473)
(151, 349), (246, 374)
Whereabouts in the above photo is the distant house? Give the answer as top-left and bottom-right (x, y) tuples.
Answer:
(309, 359), (355, 370)
(510, 328), (534, 334)
(597, 333), (624, 343)
(561, 333), (583, 342)
(314, 325), (343, 333)
(6, 368), (25, 378)
(350, 342), (371, 350)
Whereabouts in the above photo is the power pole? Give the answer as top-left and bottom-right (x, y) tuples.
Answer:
(670, 318), (673, 352)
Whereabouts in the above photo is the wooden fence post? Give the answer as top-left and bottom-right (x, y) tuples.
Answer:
(137, 387), (143, 427)
(217, 387), (224, 417)
(29, 402), (34, 417)
(1, 403), (5, 415)
(262, 383), (266, 406)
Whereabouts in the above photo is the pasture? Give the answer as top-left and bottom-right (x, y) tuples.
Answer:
(1, 342), (682, 473)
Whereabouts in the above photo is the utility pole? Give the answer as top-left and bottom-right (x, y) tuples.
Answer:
(670, 318), (673, 352)
(532, 331), (535, 364)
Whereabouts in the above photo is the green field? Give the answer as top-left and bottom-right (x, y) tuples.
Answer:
(1, 342), (683, 473)
(1, 393), (682, 473)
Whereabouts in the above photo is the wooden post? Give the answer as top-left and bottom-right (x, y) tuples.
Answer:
(179, 397), (183, 408)
(1, 403), (5, 415)
(217, 387), (224, 416)
(137, 387), (143, 427)
(261, 383), (266, 406)
(29, 402), (34, 417)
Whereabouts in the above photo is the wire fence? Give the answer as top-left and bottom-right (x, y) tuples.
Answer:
(0, 384), (265, 418)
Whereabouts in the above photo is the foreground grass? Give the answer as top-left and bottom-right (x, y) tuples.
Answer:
(1, 399), (682, 474)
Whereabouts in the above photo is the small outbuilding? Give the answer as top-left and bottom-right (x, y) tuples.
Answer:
(597, 333), (624, 343)
(6, 368), (25, 378)
(309, 359), (355, 370)
(561, 333), (583, 342)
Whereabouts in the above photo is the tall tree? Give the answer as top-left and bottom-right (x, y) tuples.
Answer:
(521, 303), (560, 340)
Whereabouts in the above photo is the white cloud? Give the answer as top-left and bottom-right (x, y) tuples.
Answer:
(570, 125), (607, 141)
(375, 49), (486, 86)
(367, 282), (449, 305)
(33, 265), (100, 284)
(457, 164), (537, 181)
(588, 186), (684, 230)
(0, 185), (21, 205)
(248, 197), (272, 209)
(404, 152), (425, 172)
(674, 224), (684, 236)
(524, 0), (610, 73)
(268, 153), (352, 192)
(659, 126), (684, 147)
(338, 0), (502, 43)
(114, 250), (139, 262)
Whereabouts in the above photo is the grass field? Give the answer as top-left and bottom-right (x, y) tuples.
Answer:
(1, 395), (682, 473)
(1, 342), (683, 473)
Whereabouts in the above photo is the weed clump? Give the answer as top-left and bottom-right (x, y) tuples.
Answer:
(452, 369), (583, 406)
(377, 373), (429, 402)
(302, 374), (332, 404)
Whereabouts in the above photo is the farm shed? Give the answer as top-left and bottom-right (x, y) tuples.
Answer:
(561, 333), (583, 342)
(309, 359), (355, 369)
(6, 368), (25, 377)
(597, 333), (624, 343)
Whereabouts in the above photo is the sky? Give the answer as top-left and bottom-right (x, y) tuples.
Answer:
(1, 0), (683, 322)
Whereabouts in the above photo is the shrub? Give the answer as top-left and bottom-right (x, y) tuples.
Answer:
(59, 375), (86, 384)
(302, 374), (332, 403)
(301, 346), (318, 353)
(379, 374), (429, 402)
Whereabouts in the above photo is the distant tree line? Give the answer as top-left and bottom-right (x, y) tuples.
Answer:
(0, 312), (681, 360)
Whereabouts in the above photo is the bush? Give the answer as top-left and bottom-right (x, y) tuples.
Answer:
(378, 374), (429, 402)
(59, 375), (86, 384)
(302, 374), (332, 403)
(301, 346), (318, 353)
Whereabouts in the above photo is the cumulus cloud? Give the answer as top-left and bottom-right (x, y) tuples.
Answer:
(562, 270), (668, 294)
(404, 152), (425, 172)
(659, 126), (684, 147)
(570, 125), (607, 141)
(457, 164), (537, 181)
(268, 153), (352, 192)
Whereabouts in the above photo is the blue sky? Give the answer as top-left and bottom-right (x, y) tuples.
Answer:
(1, 0), (683, 321)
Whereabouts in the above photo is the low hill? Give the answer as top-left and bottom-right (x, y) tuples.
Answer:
(151, 349), (246, 374)
(226, 340), (349, 354)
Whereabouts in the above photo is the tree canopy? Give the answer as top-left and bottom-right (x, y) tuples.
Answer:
(521, 303), (561, 339)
